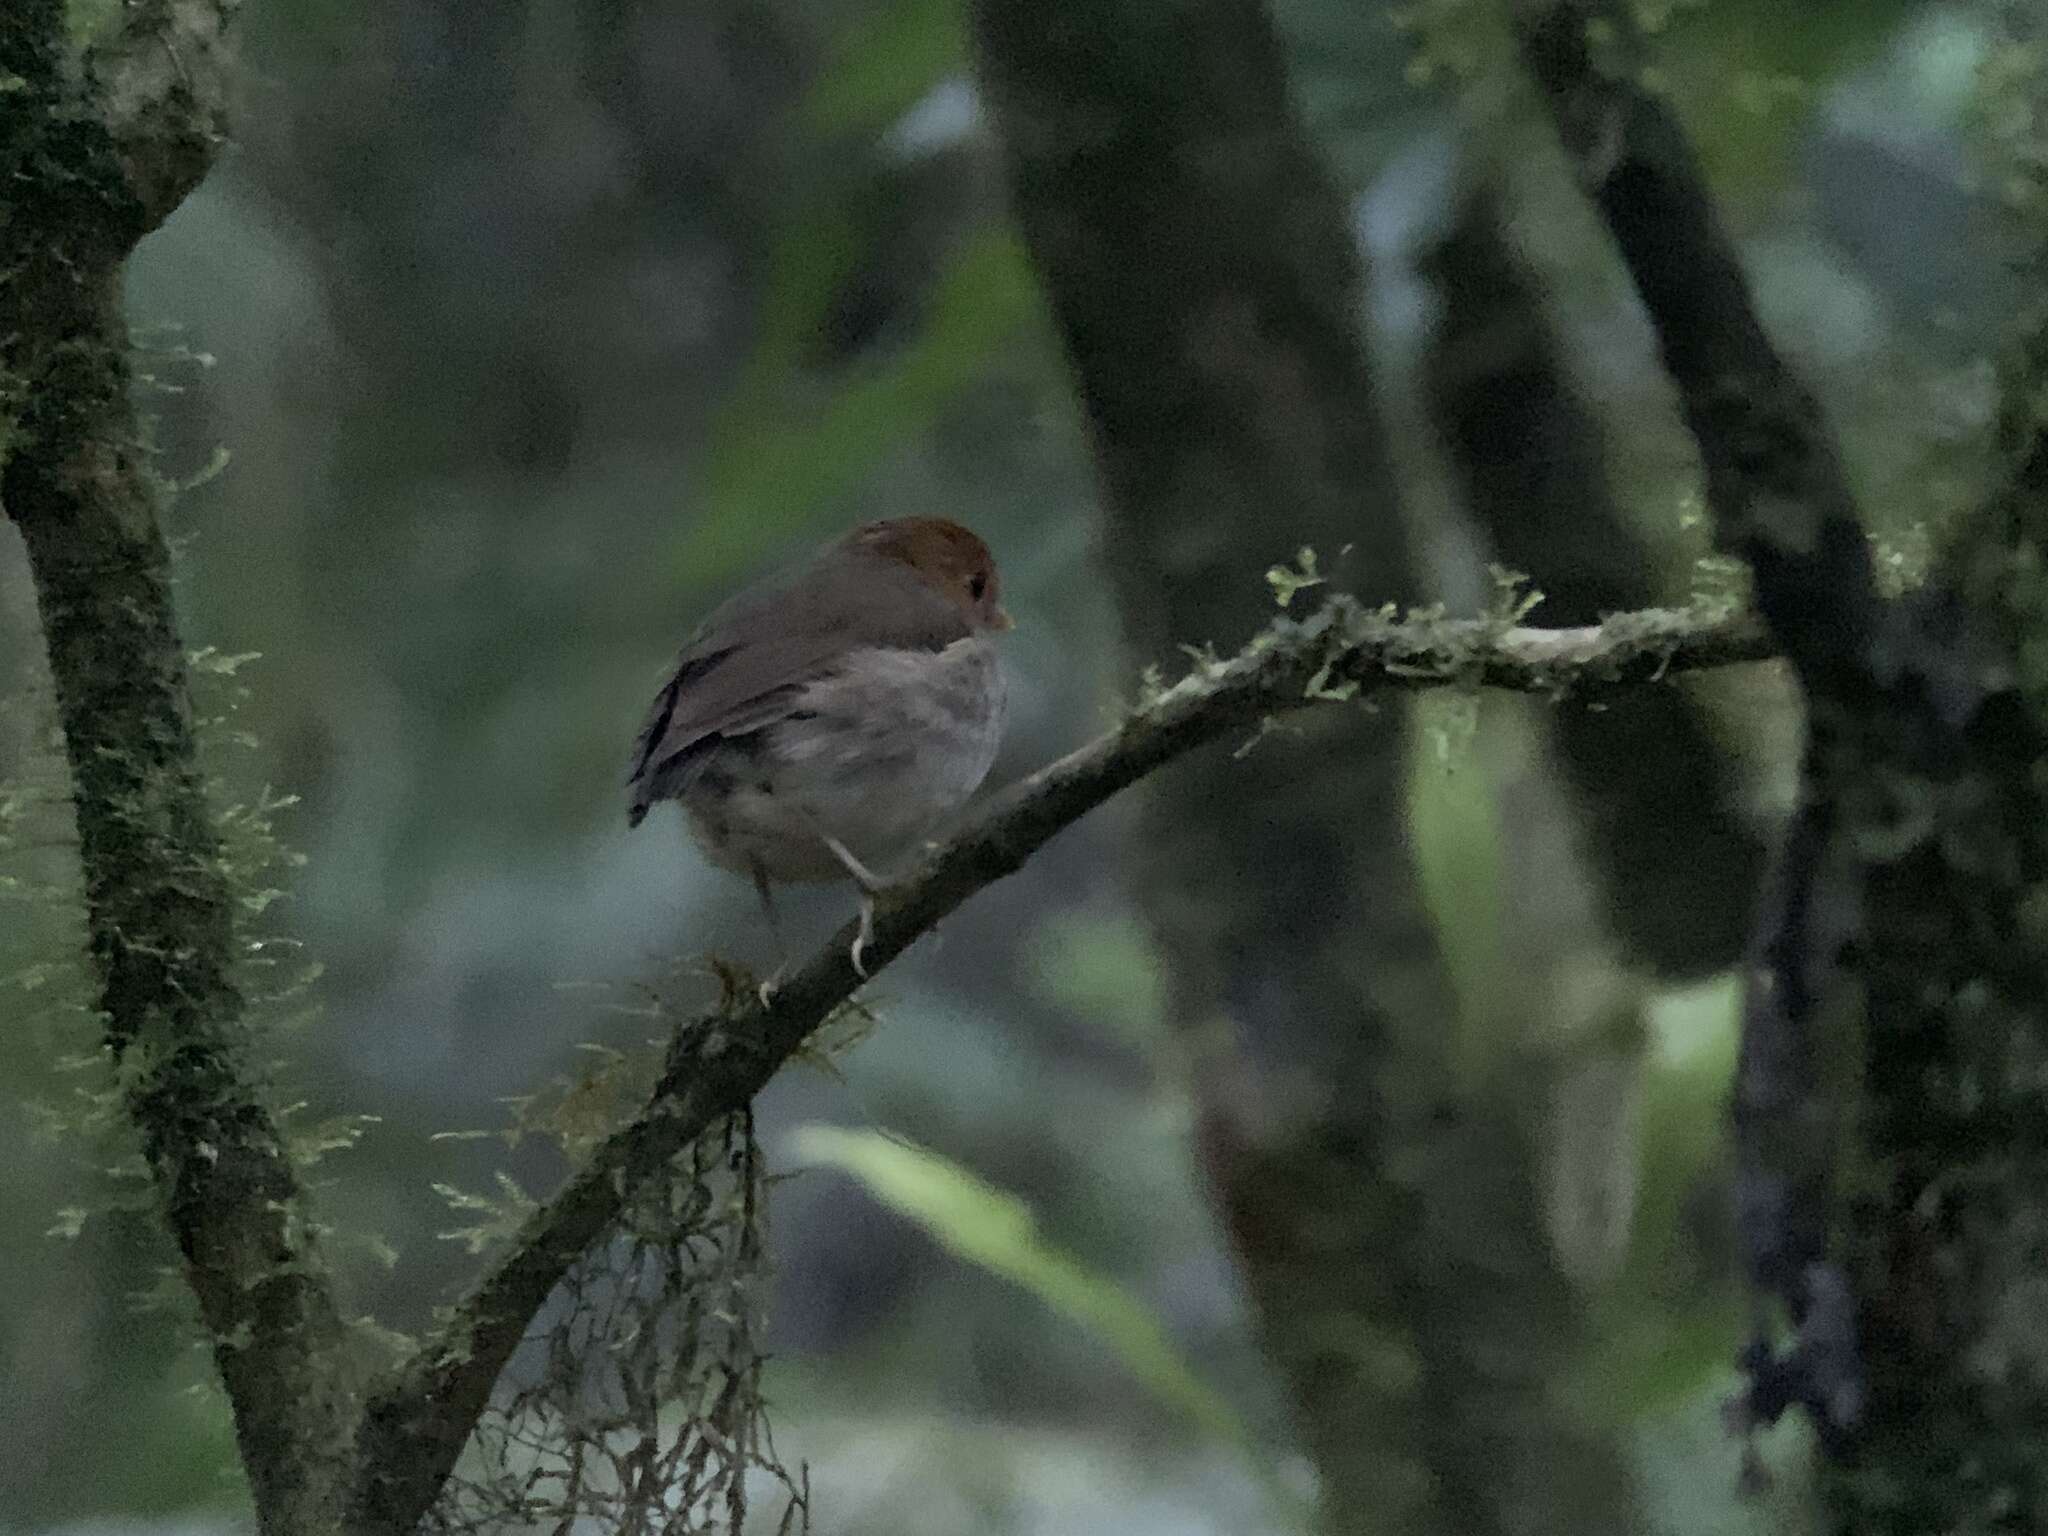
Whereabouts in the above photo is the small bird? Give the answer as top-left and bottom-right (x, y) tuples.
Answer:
(628, 517), (1011, 978)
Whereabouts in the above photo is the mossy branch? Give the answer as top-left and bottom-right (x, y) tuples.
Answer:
(3, 4), (352, 1531)
(344, 593), (1772, 1531)
(89, 0), (244, 235)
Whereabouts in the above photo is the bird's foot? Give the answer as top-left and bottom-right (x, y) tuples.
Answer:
(849, 894), (876, 978)
(816, 832), (886, 976)
(748, 860), (794, 1004)
(756, 958), (793, 1009)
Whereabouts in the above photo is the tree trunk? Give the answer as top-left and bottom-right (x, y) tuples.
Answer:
(972, 4), (1643, 1529)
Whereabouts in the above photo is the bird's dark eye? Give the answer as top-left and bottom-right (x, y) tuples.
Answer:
(968, 572), (988, 601)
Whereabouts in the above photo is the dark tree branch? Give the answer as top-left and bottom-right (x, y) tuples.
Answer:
(1511, 0), (1886, 1458)
(1514, 0), (1883, 702)
(343, 596), (1770, 1533)
(1519, 4), (2048, 1525)
(1727, 788), (1866, 1457)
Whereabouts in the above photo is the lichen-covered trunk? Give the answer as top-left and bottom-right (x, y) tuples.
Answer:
(1811, 300), (2048, 1535)
(1515, 3), (2048, 1527)
(971, 3), (1642, 1529)
(2, 7), (355, 1528)
(2, 281), (357, 1536)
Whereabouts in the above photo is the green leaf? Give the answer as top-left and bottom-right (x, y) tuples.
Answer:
(1572, 975), (1750, 1421)
(1406, 691), (1502, 1061)
(790, 1127), (1289, 1504)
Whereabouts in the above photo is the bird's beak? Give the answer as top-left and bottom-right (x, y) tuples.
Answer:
(991, 605), (1015, 631)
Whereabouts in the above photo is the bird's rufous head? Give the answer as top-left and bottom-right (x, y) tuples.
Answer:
(851, 517), (1013, 633)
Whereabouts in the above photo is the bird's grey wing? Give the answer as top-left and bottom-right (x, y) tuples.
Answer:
(625, 550), (970, 825)
(626, 677), (806, 824)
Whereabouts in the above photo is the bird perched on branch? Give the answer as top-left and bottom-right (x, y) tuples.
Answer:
(628, 517), (1011, 978)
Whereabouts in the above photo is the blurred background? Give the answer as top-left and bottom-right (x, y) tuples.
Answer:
(0, 0), (2015, 1531)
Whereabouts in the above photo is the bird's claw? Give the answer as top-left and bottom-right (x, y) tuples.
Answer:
(849, 896), (875, 978)
(755, 956), (793, 1009)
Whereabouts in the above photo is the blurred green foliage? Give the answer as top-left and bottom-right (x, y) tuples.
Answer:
(1408, 691), (1502, 1061)
(803, 0), (966, 136)
(1306, 0), (1912, 199)
(706, 232), (1044, 573)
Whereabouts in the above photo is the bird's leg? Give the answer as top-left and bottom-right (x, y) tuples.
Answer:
(819, 833), (885, 892)
(820, 833), (884, 977)
(751, 859), (790, 1006)
(849, 897), (876, 978)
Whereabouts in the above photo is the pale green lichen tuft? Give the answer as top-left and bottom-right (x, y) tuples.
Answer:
(1485, 564), (1544, 627)
(1265, 545), (1326, 608)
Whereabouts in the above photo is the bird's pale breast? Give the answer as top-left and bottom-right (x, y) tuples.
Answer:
(681, 637), (1004, 882)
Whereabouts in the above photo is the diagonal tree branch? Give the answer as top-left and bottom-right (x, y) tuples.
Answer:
(1514, 0), (1884, 702)
(1511, 0), (1891, 1466)
(343, 596), (1772, 1532)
